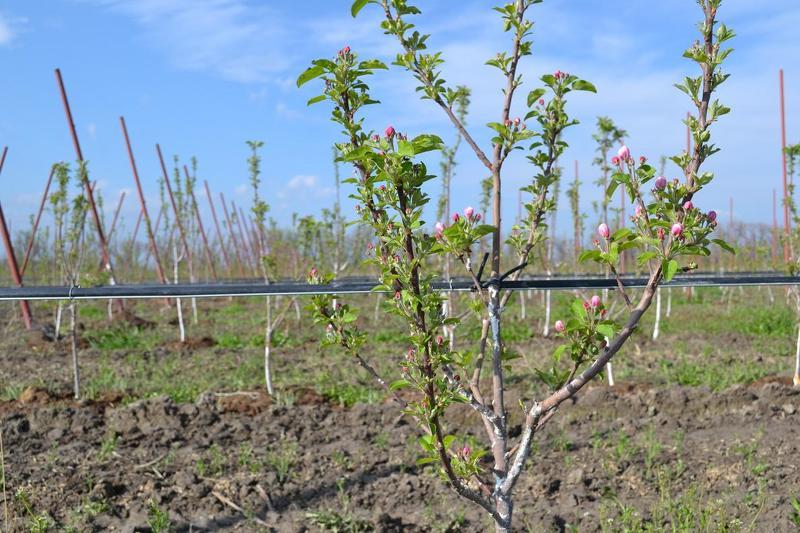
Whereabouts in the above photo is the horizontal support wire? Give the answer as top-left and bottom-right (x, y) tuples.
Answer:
(0, 272), (796, 301)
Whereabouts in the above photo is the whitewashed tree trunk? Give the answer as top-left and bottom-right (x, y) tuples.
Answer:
(652, 288), (662, 340)
(173, 244), (185, 343)
(70, 302), (80, 399)
(54, 303), (63, 341)
(665, 288), (672, 318)
(265, 296), (274, 395)
(794, 323), (800, 387)
(542, 290), (551, 336)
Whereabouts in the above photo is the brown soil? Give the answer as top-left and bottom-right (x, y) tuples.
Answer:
(1, 381), (798, 531)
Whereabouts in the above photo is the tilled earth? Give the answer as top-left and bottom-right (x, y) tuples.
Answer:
(1, 379), (799, 532)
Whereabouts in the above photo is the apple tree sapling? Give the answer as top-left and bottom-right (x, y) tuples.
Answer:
(50, 161), (90, 399)
(782, 143), (800, 386)
(300, 0), (733, 530)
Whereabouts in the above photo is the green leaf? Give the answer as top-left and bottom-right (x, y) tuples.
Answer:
(297, 65), (325, 87)
(527, 88), (546, 107)
(389, 379), (410, 391)
(571, 79), (597, 93)
(306, 94), (326, 106)
(664, 259), (679, 282)
(397, 140), (415, 157)
(596, 324), (615, 339)
(410, 134), (443, 154)
(636, 251), (658, 265)
(351, 0), (369, 17)
(711, 238), (736, 254)
(578, 249), (602, 263)
(359, 59), (388, 70)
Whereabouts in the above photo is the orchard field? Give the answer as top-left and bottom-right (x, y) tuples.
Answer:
(1, 286), (799, 531)
(2, 0), (800, 531)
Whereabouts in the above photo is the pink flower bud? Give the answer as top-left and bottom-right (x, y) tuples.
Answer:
(379, 184), (386, 191)
(657, 228), (665, 241)
(670, 223), (683, 237)
(436, 335), (443, 346)
(590, 295), (601, 308)
(639, 156), (647, 164)
(309, 267), (318, 278)
(538, 98), (545, 106)
(707, 210), (717, 222)
(583, 301), (590, 311)
(554, 69), (563, 79)
(611, 156), (620, 166)
(654, 176), (667, 190)
(435, 221), (445, 233)
(464, 206), (475, 219)
(617, 145), (630, 161)
(394, 290), (401, 300)
(555, 320), (565, 332)
(406, 348), (415, 361)
(371, 134), (380, 142)
(384, 125), (395, 138)
(504, 118), (512, 127)
(326, 323), (334, 332)
(598, 223), (610, 239)
(513, 117), (520, 126)
(452, 213), (460, 223)
(461, 446), (471, 458)
(683, 201), (694, 211)
(635, 204), (644, 218)
(475, 213), (482, 221)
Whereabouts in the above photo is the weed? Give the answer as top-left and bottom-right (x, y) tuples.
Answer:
(790, 496), (800, 527)
(146, 498), (171, 533)
(97, 433), (118, 461)
(265, 439), (298, 484)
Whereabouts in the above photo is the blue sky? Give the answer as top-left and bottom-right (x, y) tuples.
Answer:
(0, 0), (798, 240)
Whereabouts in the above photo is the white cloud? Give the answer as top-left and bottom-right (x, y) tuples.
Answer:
(0, 12), (26, 47)
(85, 0), (292, 83)
(234, 183), (248, 196)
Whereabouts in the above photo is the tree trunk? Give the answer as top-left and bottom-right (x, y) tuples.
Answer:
(70, 302), (80, 399)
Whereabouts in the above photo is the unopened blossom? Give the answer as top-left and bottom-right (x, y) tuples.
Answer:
(657, 228), (666, 241)
(683, 200), (694, 211)
(538, 98), (545, 106)
(371, 134), (380, 142)
(394, 291), (402, 300)
(590, 295), (601, 308)
(617, 145), (630, 161)
(635, 204), (644, 218)
(583, 300), (591, 311)
(513, 117), (521, 126)
(611, 156), (621, 166)
(452, 213), (460, 222)
(671, 222), (684, 237)
(436, 335), (444, 346)
(475, 213), (482, 221)
(598, 223), (610, 239)
(555, 320), (565, 332)
(639, 156), (647, 164)
(435, 221), (445, 233)
(384, 125), (395, 138)
(461, 446), (471, 458)
(464, 206), (475, 219)
(654, 176), (667, 190)
(707, 210), (717, 222)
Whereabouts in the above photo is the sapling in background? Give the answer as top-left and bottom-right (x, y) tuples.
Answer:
(783, 143), (800, 386)
(437, 86), (470, 348)
(50, 161), (89, 399)
(247, 141), (294, 395)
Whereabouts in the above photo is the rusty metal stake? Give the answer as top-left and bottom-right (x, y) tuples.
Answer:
(220, 192), (247, 276)
(232, 201), (256, 273)
(203, 181), (234, 277)
(20, 165), (55, 277)
(156, 144), (193, 264)
(184, 166), (217, 281)
(0, 147), (33, 329)
(120, 117), (168, 287)
(106, 191), (126, 243)
(54, 68), (120, 289)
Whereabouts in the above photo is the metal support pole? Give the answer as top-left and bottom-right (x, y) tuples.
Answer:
(0, 147), (33, 329)
(184, 166), (217, 281)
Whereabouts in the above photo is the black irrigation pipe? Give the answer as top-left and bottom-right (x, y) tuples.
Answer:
(0, 273), (797, 301)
